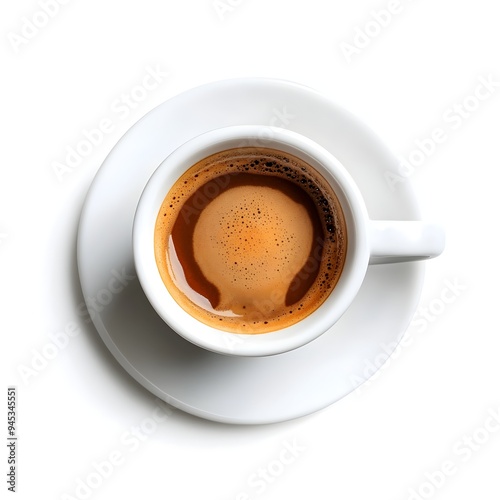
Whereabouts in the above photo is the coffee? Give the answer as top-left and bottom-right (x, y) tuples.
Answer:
(154, 147), (347, 334)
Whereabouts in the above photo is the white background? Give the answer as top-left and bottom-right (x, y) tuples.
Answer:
(2, 0), (499, 499)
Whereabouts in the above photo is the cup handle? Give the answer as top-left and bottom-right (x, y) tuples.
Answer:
(368, 221), (445, 265)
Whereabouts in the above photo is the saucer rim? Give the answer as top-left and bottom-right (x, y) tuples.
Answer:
(77, 77), (425, 424)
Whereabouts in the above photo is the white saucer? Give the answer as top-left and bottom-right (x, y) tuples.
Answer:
(77, 78), (424, 424)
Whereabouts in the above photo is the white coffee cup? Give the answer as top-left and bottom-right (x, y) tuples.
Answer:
(133, 125), (444, 357)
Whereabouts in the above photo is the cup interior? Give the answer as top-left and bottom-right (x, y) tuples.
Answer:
(133, 125), (371, 356)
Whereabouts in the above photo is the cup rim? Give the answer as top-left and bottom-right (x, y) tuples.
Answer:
(133, 125), (371, 356)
